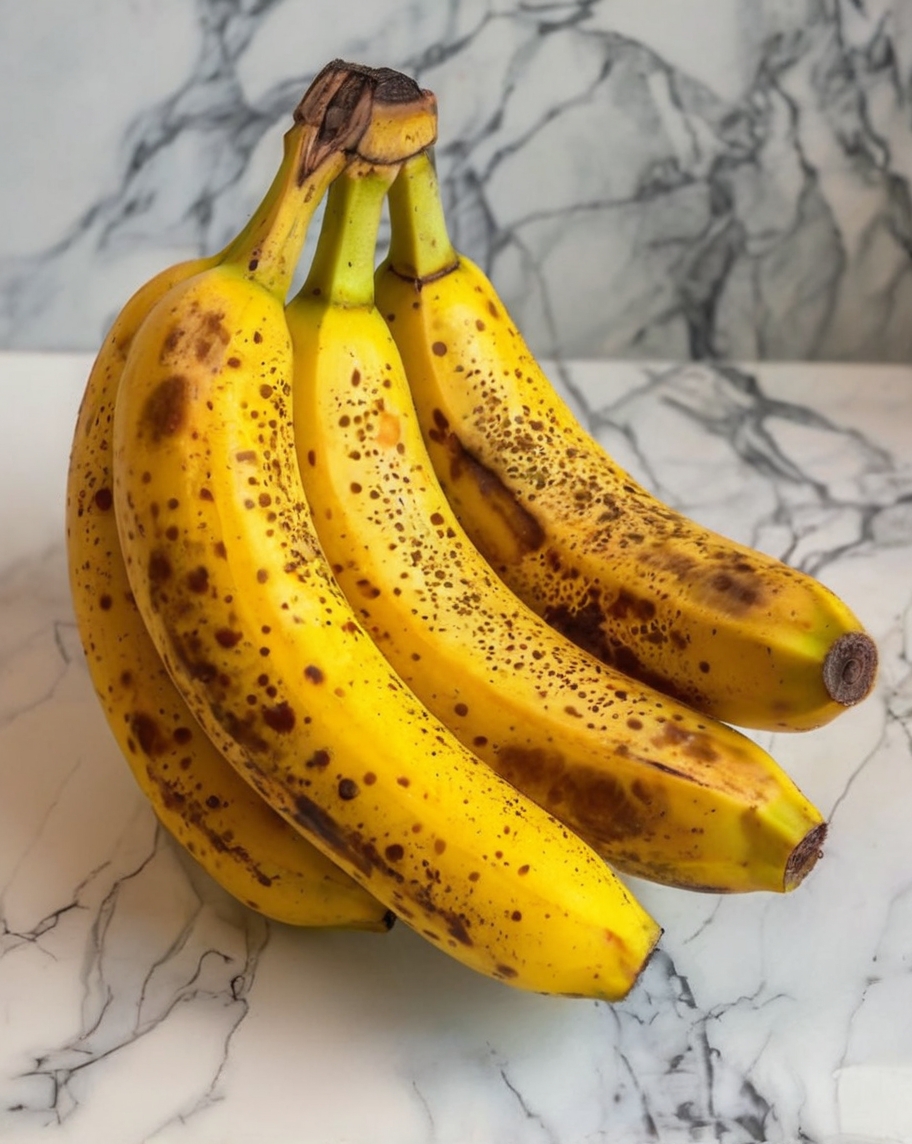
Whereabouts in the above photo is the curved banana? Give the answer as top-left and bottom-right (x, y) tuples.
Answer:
(65, 66), (410, 930)
(111, 89), (660, 1000)
(285, 162), (827, 895)
(374, 150), (878, 733)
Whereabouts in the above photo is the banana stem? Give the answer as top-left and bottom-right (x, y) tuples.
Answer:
(219, 63), (386, 297)
(384, 149), (459, 281)
(299, 162), (399, 307)
(219, 123), (350, 298)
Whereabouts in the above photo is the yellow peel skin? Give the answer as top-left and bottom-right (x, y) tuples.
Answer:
(110, 145), (660, 1000)
(374, 151), (878, 734)
(65, 92), (399, 931)
(285, 166), (827, 895)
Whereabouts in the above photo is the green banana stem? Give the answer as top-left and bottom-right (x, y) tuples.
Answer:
(384, 149), (459, 281)
(299, 164), (399, 307)
(219, 123), (349, 298)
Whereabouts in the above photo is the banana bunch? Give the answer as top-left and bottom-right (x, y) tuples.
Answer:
(67, 59), (878, 1002)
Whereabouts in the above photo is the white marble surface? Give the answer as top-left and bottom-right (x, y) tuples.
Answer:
(2, 1), (912, 362)
(2, 351), (911, 1143)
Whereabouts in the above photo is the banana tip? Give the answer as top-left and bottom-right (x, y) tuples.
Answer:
(823, 631), (877, 706)
(784, 821), (827, 891)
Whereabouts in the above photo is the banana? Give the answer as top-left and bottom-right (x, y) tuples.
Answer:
(64, 65), (415, 930)
(374, 150), (878, 733)
(110, 78), (660, 1000)
(285, 161), (827, 895)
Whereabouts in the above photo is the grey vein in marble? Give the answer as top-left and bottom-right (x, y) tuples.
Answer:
(0, 0), (910, 363)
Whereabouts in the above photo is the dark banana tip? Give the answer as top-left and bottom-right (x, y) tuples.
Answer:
(822, 631), (878, 706)
(785, 821), (827, 891)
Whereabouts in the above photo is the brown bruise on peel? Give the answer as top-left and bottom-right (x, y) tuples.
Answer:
(483, 711), (801, 887)
(122, 706), (283, 894)
(289, 788), (475, 947)
(493, 742), (675, 853)
(142, 375), (188, 442)
(541, 594), (712, 713)
(426, 410), (544, 561)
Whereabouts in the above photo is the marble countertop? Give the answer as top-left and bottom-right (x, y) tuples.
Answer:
(1, 351), (911, 1144)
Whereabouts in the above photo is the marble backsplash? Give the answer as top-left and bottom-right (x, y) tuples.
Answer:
(1, 0), (911, 363)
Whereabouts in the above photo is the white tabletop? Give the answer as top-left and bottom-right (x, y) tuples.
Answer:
(1, 353), (910, 1144)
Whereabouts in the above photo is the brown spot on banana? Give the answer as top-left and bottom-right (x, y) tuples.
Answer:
(142, 376), (188, 441)
(186, 566), (210, 593)
(338, 778), (359, 800)
(148, 551), (173, 584)
(262, 701), (296, 733)
(607, 591), (656, 623)
(651, 722), (719, 764)
(215, 706), (269, 755)
(707, 570), (761, 611)
(130, 712), (168, 757)
(291, 790), (406, 886)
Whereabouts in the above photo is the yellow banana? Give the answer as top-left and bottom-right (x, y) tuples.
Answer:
(374, 150), (878, 733)
(64, 66), (415, 930)
(286, 162), (827, 895)
(111, 83), (660, 1001)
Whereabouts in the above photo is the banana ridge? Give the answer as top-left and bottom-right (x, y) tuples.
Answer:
(286, 164), (826, 895)
(374, 151), (878, 734)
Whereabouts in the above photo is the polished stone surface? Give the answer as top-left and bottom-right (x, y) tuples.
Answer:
(1, 352), (910, 1143)
(1, 1), (911, 361)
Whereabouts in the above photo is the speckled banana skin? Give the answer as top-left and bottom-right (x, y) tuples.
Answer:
(65, 88), (398, 932)
(374, 151), (878, 734)
(110, 116), (660, 1002)
(286, 165), (827, 895)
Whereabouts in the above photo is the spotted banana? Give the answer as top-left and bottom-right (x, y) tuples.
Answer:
(65, 65), (416, 929)
(374, 150), (878, 733)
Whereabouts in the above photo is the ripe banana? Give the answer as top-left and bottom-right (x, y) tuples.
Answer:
(110, 85), (660, 1000)
(64, 65), (417, 930)
(374, 150), (878, 733)
(286, 161), (827, 895)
